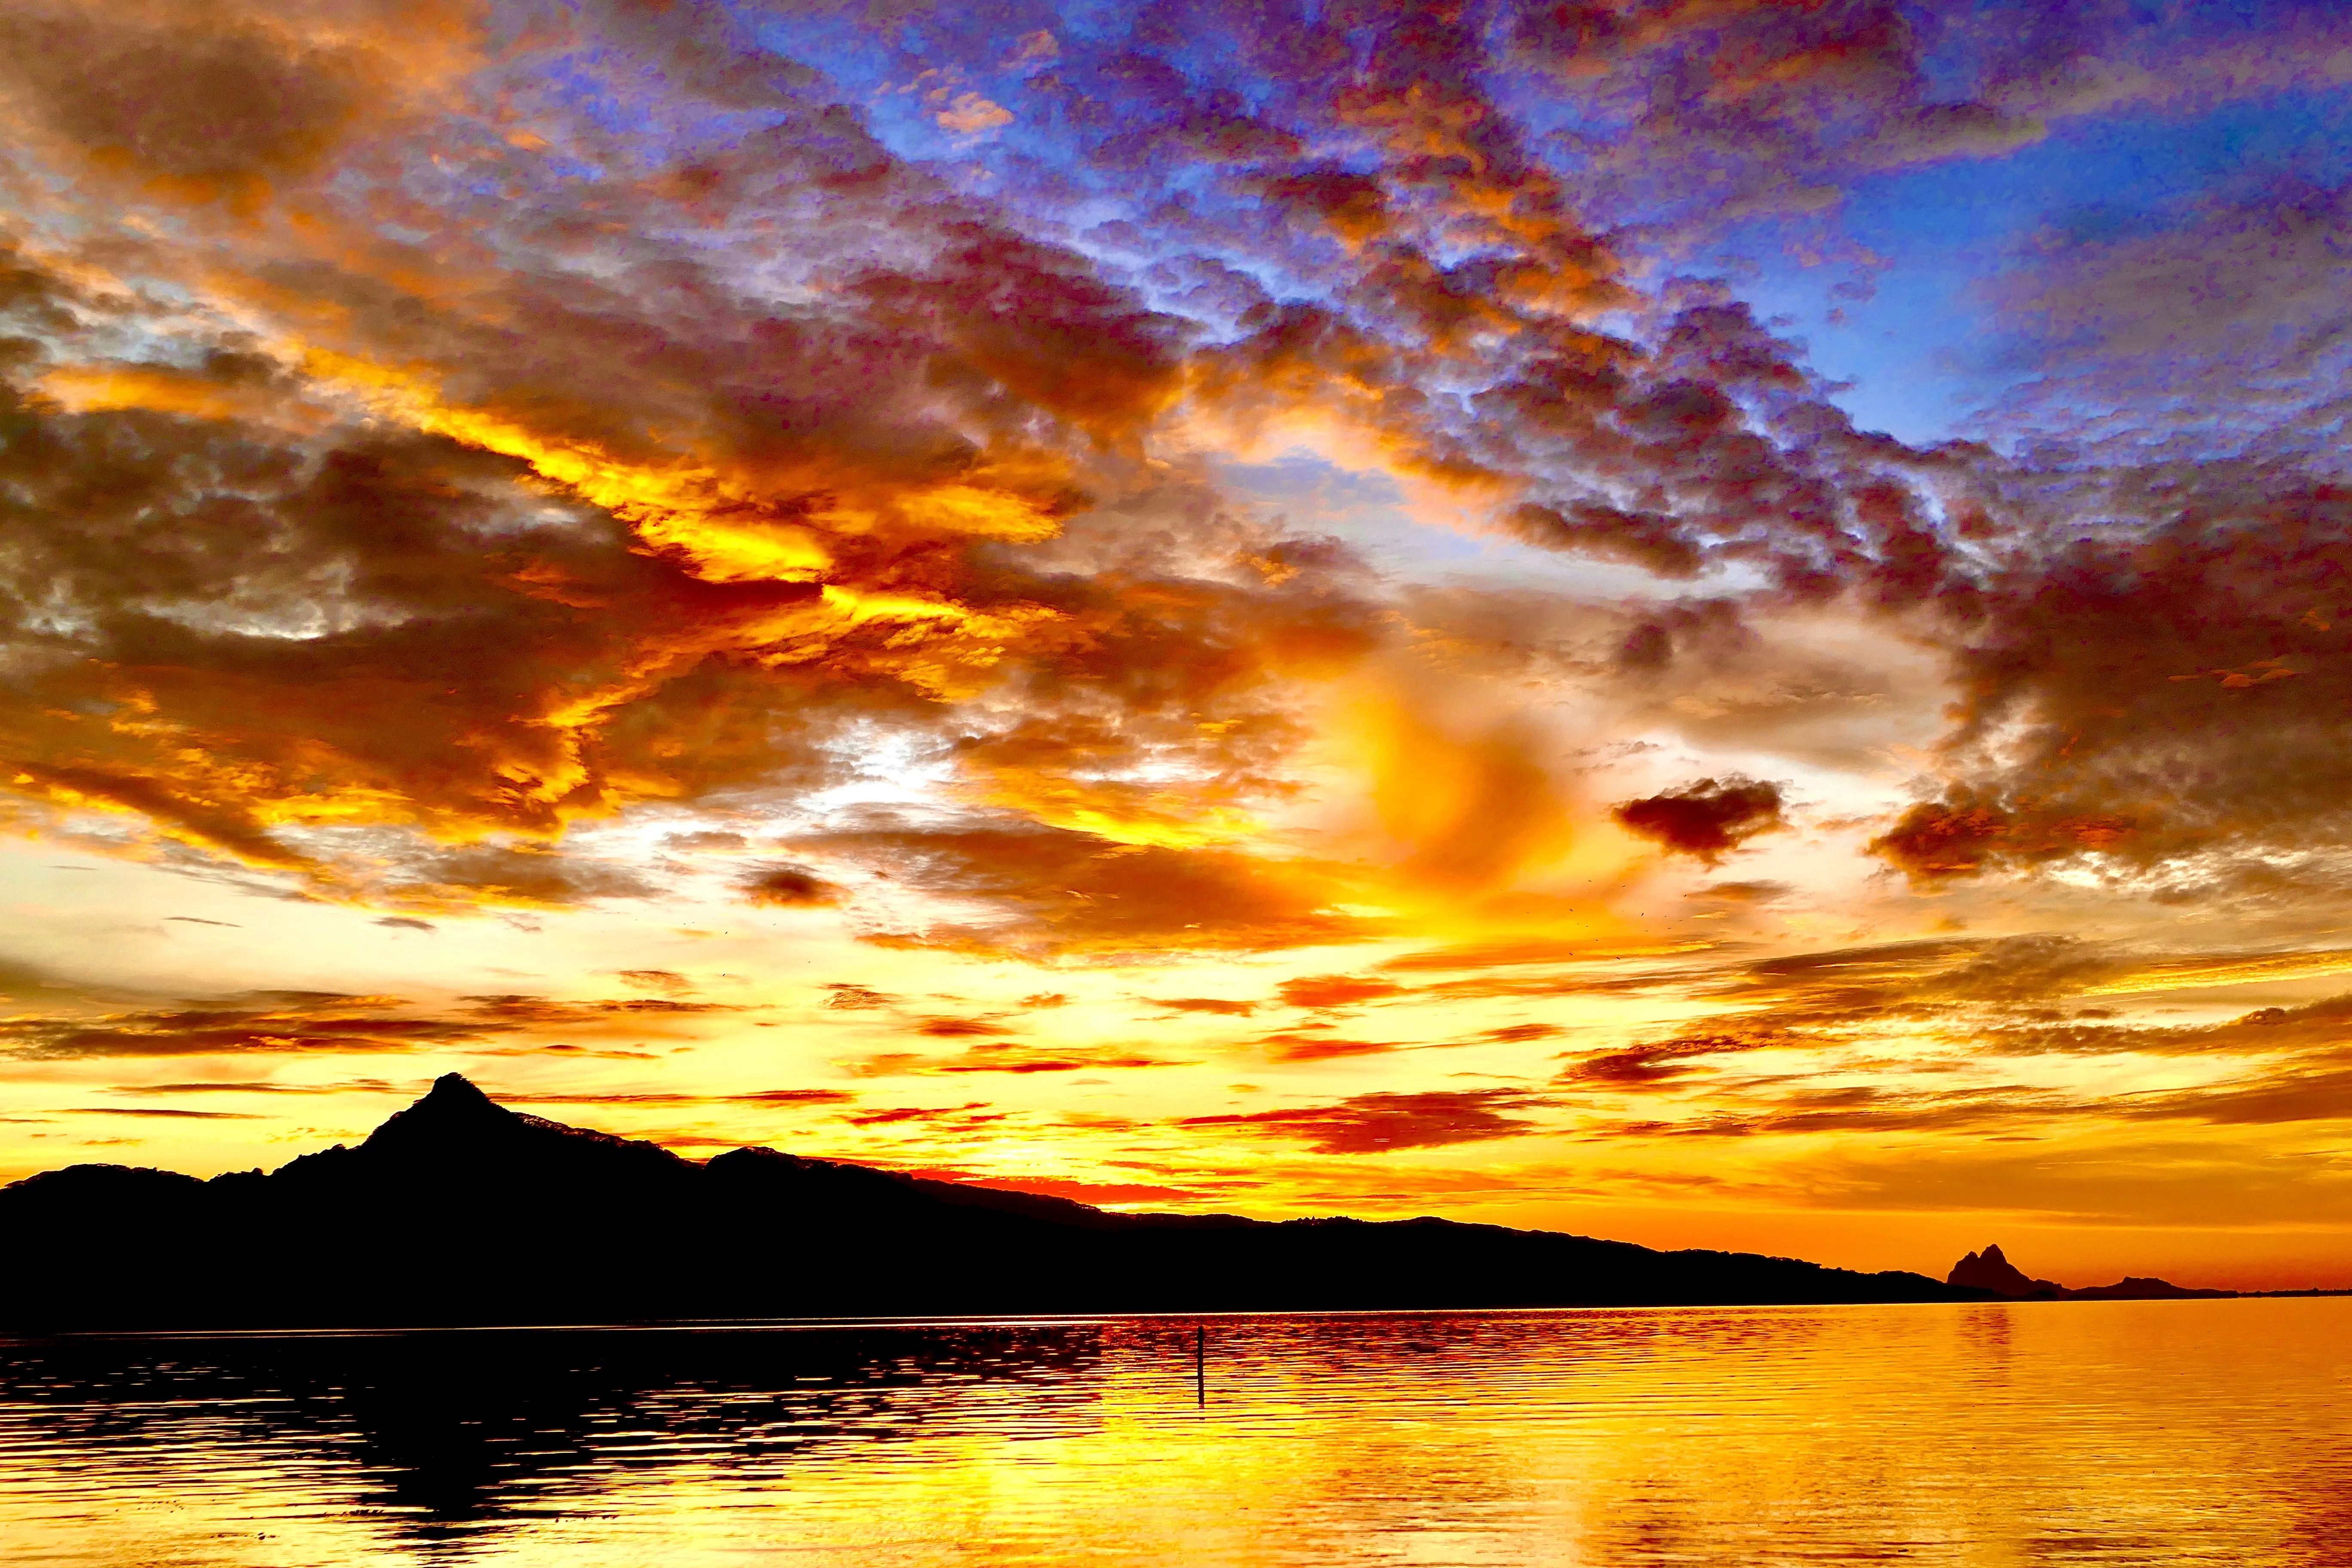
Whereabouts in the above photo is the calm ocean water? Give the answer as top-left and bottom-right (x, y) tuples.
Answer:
(0, 1298), (2346, 1566)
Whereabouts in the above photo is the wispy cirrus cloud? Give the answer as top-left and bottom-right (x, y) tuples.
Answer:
(1182, 1090), (1551, 1155)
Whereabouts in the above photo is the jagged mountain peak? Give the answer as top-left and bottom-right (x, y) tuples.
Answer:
(1947, 1243), (2061, 1297)
(346, 1073), (703, 1190)
(359, 1072), (521, 1153)
(412, 1072), (502, 1116)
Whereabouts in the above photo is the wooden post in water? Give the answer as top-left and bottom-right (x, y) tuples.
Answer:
(1194, 1325), (1205, 1406)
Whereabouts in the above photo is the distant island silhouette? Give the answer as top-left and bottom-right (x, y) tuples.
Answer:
(0, 1076), (2296, 1330)
(1946, 1243), (2236, 1301)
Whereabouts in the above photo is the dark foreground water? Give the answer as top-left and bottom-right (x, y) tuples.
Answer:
(1, 1298), (2347, 1566)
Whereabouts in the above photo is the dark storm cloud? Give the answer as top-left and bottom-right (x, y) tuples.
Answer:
(738, 863), (840, 908)
(1611, 778), (1788, 862)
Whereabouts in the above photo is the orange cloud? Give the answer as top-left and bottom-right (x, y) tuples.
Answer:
(1275, 974), (1407, 1010)
(1182, 1090), (1550, 1154)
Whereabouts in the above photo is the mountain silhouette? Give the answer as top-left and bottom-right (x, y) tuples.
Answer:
(3, 1075), (1981, 1330)
(1946, 1243), (2234, 1301)
(1948, 1244), (2064, 1298)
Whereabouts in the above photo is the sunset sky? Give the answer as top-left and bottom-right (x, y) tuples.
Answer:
(5, 0), (2352, 1289)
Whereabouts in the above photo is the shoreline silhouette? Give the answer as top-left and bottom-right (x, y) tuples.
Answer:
(4, 1076), (2325, 1332)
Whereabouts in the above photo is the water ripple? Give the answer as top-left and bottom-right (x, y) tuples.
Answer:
(0, 1301), (2346, 1566)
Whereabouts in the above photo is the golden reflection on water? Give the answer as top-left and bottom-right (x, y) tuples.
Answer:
(2, 1300), (2348, 1567)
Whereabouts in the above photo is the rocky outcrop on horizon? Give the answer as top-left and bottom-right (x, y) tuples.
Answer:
(1948, 1244), (2065, 1298)
(1947, 1244), (2235, 1301)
